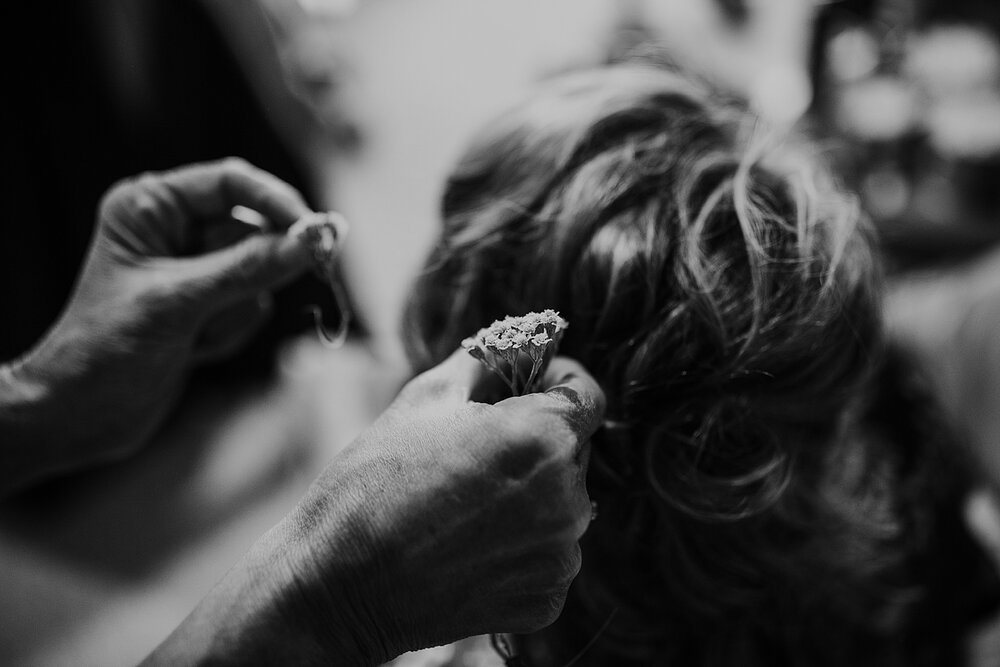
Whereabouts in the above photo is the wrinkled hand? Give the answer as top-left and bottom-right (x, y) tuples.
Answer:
(144, 349), (606, 666)
(7, 158), (313, 486)
(287, 349), (606, 661)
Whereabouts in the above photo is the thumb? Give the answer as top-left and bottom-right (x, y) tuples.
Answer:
(175, 231), (312, 309)
(397, 348), (493, 407)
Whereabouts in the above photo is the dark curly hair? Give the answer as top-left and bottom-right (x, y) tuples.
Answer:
(403, 66), (996, 666)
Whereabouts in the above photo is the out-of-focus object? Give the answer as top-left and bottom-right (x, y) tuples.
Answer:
(617, 0), (819, 127)
(905, 24), (1000, 97)
(833, 76), (917, 142)
(925, 94), (1000, 160)
(749, 60), (814, 127)
(826, 25), (881, 82)
(812, 1), (1000, 271)
(289, 212), (352, 347)
(907, 24), (1000, 160)
(296, 0), (360, 18)
(271, 0), (824, 361)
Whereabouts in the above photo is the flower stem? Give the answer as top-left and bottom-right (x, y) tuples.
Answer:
(484, 362), (517, 394)
(523, 358), (543, 395)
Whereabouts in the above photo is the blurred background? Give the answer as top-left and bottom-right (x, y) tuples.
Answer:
(811, 0), (1000, 272)
(4, 0), (1000, 664)
(7, 0), (1000, 369)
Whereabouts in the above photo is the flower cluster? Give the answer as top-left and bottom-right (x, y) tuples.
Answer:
(462, 310), (569, 396)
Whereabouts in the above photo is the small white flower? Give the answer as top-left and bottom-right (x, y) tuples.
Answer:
(462, 310), (569, 396)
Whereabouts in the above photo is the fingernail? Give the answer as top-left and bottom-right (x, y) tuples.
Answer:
(547, 385), (583, 408)
(231, 205), (269, 229)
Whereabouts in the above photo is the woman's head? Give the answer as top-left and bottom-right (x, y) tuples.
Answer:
(407, 64), (878, 507)
(405, 66), (887, 661)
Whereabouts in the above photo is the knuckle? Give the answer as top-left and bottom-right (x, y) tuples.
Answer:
(132, 190), (164, 222)
(538, 494), (590, 542)
(545, 586), (570, 620)
(221, 156), (252, 173)
(523, 410), (579, 461)
(101, 174), (151, 212)
(104, 175), (168, 231)
(493, 432), (549, 481)
(535, 544), (583, 589)
(558, 494), (594, 540)
(569, 510), (592, 540)
(508, 415), (561, 458)
(525, 590), (569, 631)
(563, 542), (583, 580)
(100, 177), (134, 211)
(530, 544), (582, 589)
(483, 548), (579, 627)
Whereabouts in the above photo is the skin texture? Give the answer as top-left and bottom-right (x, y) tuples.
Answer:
(143, 350), (606, 666)
(0, 158), (313, 494)
(0, 157), (607, 663)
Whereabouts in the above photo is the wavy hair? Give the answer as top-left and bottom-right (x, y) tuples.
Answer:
(403, 67), (989, 665)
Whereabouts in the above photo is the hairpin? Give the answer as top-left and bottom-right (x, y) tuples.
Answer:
(288, 212), (351, 347)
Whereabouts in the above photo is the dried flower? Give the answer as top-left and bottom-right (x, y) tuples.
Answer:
(462, 310), (569, 396)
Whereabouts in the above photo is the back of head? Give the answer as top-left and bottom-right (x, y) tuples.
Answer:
(405, 66), (895, 664)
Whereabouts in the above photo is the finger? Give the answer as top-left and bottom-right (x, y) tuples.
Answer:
(502, 356), (606, 442)
(175, 232), (311, 308)
(158, 157), (311, 229)
(193, 294), (272, 363)
(201, 216), (256, 253)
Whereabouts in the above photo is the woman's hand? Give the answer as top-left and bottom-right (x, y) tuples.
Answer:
(144, 349), (606, 666)
(0, 158), (314, 493)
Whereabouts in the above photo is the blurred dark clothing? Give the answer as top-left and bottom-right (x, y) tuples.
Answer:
(2, 0), (342, 376)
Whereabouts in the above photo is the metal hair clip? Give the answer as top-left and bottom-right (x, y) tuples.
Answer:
(288, 212), (352, 347)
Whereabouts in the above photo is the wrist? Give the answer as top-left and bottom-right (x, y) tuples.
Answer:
(0, 318), (132, 493)
(0, 352), (68, 493)
(271, 488), (404, 664)
(145, 517), (395, 667)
